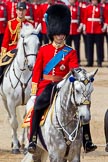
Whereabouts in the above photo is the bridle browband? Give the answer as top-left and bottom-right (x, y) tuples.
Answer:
(21, 34), (37, 70)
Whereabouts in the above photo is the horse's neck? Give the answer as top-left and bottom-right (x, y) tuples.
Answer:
(55, 85), (75, 125)
(15, 46), (25, 70)
(52, 95), (77, 135)
(9, 46), (31, 82)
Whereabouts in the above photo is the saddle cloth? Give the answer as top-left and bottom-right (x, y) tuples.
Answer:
(22, 107), (49, 128)
(0, 49), (17, 66)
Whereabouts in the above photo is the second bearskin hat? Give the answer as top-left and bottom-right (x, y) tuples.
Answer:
(45, 4), (71, 41)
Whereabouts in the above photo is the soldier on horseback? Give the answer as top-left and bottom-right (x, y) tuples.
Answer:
(27, 4), (97, 154)
(0, 1), (34, 83)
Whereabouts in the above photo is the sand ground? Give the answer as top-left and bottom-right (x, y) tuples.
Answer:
(0, 38), (108, 162)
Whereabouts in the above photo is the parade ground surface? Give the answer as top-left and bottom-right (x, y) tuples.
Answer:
(0, 40), (108, 161)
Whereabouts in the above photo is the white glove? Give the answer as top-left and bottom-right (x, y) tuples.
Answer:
(30, 95), (36, 103)
(26, 96), (36, 113)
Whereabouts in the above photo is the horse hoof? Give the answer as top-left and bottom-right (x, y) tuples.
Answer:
(12, 149), (20, 154)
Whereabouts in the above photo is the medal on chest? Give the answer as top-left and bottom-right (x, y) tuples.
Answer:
(60, 64), (66, 71)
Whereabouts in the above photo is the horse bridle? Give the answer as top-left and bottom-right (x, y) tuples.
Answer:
(54, 78), (92, 158)
(21, 34), (37, 70)
(72, 79), (92, 107)
(8, 34), (38, 105)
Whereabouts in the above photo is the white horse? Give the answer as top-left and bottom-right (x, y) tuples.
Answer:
(0, 23), (41, 154)
(22, 67), (98, 162)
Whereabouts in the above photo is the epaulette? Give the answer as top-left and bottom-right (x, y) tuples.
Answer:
(27, 19), (34, 23)
(65, 44), (73, 50)
(8, 18), (21, 36)
(41, 43), (50, 47)
(8, 18), (16, 23)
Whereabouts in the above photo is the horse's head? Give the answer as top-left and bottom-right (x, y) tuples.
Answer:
(70, 68), (98, 124)
(59, 67), (98, 125)
(17, 23), (41, 71)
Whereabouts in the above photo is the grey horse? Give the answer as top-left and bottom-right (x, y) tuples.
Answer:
(22, 67), (98, 162)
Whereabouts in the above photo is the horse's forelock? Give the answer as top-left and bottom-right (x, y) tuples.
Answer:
(20, 24), (34, 38)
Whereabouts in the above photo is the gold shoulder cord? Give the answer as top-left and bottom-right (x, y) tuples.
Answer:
(8, 20), (21, 45)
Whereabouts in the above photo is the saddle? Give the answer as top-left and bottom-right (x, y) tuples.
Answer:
(0, 49), (17, 84)
(22, 106), (50, 128)
(0, 49), (17, 66)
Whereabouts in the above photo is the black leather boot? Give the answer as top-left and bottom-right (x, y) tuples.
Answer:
(0, 66), (5, 84)
(28, 109), (44, 154)
(104, 109), (108, 152)
(83, 123), (97, 153)
(28, 83), (56, 154)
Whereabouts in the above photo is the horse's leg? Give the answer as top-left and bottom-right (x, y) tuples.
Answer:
(104, 109), (108, 151)
(2, 98), (10, 117)
(6, 98), (20, 154)
(22, 127), (29, 155)
(18, 107), (29, 154)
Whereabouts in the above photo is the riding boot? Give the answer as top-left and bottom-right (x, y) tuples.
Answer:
(83, 123), (97, 153)
(104, 109), (108, 152)
(0, 66), (6, 84)
(28, 109), (44, 154)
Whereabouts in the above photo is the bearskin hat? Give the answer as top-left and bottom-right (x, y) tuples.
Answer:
(45, 4), (71, 41)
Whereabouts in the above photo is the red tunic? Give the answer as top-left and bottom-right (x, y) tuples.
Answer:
(25, 2), (33, 20)
(32, 3), (41, 27)
(32, 44), (79, 96)
(40, 2), (51, 34)
(6, 1), (17, 20)
(77, 1), (88, 25)
(1, 17), (34, 52)
(84, 3), (106, 34)
(0, 2), (7, 34)
(68, 3), (82, 35)
(100, 2), (108, 25)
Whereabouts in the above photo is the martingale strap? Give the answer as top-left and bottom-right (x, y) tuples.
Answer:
(43, 46), (72, 75)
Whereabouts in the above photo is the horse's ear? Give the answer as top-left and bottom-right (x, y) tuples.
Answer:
(35, 23), (42, 34)
(88, 69), (98, 79)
